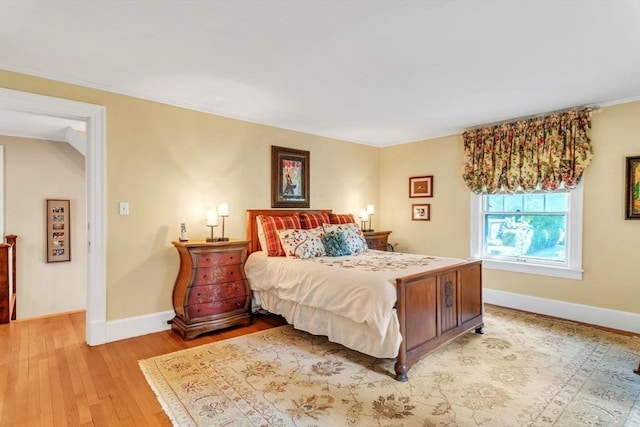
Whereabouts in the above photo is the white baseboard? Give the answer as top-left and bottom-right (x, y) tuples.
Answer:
(104, 310), (175, 343)
(98, 291), (639, 344)
(484, 288), (640, 334)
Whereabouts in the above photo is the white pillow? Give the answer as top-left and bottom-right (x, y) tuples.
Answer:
(276, 226), (326, 259)
(256, 216), (267, 251)
(323, 223), (368, 253)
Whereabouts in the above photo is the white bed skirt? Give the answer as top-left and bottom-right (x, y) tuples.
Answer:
(253, 290), (402, 359)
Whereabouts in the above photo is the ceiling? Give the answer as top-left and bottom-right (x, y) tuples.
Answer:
(1, 0), (639, 147)
(0, 110), (85, 142)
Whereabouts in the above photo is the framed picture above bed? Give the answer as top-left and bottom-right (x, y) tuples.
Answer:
(271, 145), (310, 208)
(626, 155), (640, 220)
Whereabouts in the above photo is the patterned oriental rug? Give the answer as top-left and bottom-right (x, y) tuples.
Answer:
(139, 306), (640, 426)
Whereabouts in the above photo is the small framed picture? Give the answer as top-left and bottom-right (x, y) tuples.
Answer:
(409, 175), (433, 198)
(46, 199), (71, 262)
(412, 204), (431, 221)
(626, 156), (640, 220)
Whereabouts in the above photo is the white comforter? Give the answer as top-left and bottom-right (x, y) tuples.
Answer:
(245, 250), (467, 356)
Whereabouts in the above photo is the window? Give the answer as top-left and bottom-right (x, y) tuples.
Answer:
(470, 186), (583, 279)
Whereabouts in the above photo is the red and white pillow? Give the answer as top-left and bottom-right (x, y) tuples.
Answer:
(329, 213), (356, 224)
(297, 212), (331, 229)
(256, 215), (302, 256)
(277, 226), (326, 259)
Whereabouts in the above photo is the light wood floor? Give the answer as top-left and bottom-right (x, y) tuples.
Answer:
(0, 311), (287, 426)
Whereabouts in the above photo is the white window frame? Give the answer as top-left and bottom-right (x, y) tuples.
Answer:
(469, 185), (583, 280)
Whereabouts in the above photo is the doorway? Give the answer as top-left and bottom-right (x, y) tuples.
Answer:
(0, 88), (107, 345)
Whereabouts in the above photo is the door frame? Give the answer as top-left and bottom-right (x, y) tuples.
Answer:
(0, 88), (107, 345)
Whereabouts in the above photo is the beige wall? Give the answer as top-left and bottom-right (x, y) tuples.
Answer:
(381, 101), (640, 315)
(2, 135), (86, 318)
(0, 70), (380, 320)
(2, 69), (637, 321)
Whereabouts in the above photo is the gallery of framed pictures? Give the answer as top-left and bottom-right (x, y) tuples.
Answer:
(271, 145), (310, 208)
(626, 155), (640, 220)
(46, 199), (71, 262)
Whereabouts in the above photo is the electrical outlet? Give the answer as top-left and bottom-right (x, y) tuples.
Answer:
(162, 316), (173, 328)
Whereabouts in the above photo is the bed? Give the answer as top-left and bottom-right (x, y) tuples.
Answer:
(245, 209), (484, 381)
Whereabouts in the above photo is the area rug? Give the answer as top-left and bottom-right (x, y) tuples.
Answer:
(139, 306), (640, 426)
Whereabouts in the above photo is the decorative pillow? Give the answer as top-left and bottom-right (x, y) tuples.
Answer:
(297, 212), (331, 229)
(329, 213), (356, 224)
(322, 231), (352, 257)
(257, 215), (302, 256)
(323, 223), (368, 253)
(277, 226), (326, 259)
(256, 217), (267, 252)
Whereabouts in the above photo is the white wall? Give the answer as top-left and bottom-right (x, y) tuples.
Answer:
(2, 135), (86, 318)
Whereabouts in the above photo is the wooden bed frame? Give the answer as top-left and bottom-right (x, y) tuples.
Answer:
(246, 209), (484, 381)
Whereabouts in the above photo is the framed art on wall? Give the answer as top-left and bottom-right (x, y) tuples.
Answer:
(626, 156), (640, 220)
(409, 175), (433, 198)
(412, 203), (431, 221)
(46, 199), (71, 262)
(271, 145), (310, 208)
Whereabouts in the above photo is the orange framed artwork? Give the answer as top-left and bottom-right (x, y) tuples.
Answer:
(46, 199), (71, 262)
(409, 175), (433, 198)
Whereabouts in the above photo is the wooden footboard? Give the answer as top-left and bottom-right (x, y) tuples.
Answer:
(395, 260), (483, 381)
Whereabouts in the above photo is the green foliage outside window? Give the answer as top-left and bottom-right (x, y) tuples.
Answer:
(495, 215), (565, 256)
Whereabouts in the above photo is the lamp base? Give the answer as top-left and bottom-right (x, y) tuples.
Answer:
(206, 237), (229, 243)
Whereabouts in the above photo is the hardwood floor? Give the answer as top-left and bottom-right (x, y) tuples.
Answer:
(0, 311), (287, 426)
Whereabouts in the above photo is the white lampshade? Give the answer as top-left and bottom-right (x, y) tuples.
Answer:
(366, 204), (375, 215)
(206, 206), (218, 226)
(218, 202), (229, 216)
(358, 208), (368, 220)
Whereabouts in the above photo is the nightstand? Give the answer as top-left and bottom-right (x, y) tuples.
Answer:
(171, 240), (252, 340)
(363, 230), (392, 251)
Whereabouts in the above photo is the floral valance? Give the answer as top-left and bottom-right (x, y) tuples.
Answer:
(462, 108), (593, 193)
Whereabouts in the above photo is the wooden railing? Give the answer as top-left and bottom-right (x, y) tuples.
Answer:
(0, 234), (17, 324)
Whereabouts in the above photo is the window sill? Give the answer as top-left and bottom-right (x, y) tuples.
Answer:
(473, 258), (583, 280)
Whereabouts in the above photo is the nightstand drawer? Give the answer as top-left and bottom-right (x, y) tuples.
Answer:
(187, 280), (247, 305)
(194, 249), (244, 267)
(366, 236), (388, 250)
(187, 296), (248, 318)
(363, 231), (392, 251)
(193, 265), (243, 286)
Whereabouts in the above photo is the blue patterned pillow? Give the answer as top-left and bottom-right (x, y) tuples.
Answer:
(322, 231), (352, 257)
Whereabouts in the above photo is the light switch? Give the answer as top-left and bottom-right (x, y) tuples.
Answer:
(119, 202), (129, 215)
